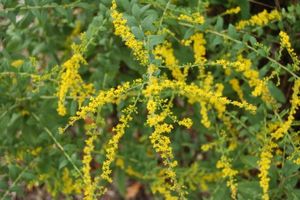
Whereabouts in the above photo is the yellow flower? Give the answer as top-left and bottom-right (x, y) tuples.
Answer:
(11, 59), (24, 68)
(223, 7), (241, 15)
(62, 168), (82, 195)
(279, 31), (299, 71)
(271, 79), (300, 140)
(111, 0), (148, 66)
(258, 142), (277, 200)
(216, 155), (238, 200)
(201, 142), (216, 152)
(57, 53), (94, 116)
(184, 33), (206, 66)
(67, 80), (143, 127)
(229, 79), (244, 101)
(236, 9), (281, 30)
(143, 79), (257, 114)
(178, 118), (193, 128)
(216, 56), (274, 104)
(153, 42), (185, 81)
(82, 126), (98, 200)
(178, 12), (205, 25)
(145, 96), (185, 198)
(151, 169), (179, 200)
(101, 105), (137, 183)
(293, 157), (300, 165)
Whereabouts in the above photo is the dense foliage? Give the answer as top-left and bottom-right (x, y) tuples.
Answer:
(1, 0), (300, 199)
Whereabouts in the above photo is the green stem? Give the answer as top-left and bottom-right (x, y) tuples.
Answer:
(32, 113), (83, 179)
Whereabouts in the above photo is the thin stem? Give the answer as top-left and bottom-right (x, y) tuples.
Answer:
(158, 0), (171, 30)
(32, 113), (83, 179)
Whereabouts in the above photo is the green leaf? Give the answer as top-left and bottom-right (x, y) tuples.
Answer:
(238, 181), (261, 200)
(147, 35), (164, 50)
(228, 24), (238, 39)
(215, 16), (224, 31)
(8, 165), (19, 179)
(268, 82), (286, 103)
(131, 26), (144, 40)
(115, 168), (126, 197)
(132, 4), (141, 19)
(141, 15), (157, 31)
(237, 0), (250, 19)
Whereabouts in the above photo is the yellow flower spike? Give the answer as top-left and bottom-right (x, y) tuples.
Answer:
(67, 80), (140, 127)
(200, 101), (211, 128)
(62, 168), (82, 195)
(178, 12), (205, 25)
(178, 118), (193, 128)
(229, 79), (244, 101)
(143, 79), (257, 114)
(236, 9), (281, 30)
(279, 31), (300, 71)
(57, 53), (95, 116)
(216, 155), (238, 200)
(185, 33), (207, 77)
(153, 42), (185, 81)
(146, 97), (185, 198)
(271, 79), (300, 140)
(216, 56), (274, 104)
(111, 0), (149, 66)
(258, 142), (277, 200)
(101, 104), (137, 183)
(223, 7), (241, 15)
(82, 127), (98, 200)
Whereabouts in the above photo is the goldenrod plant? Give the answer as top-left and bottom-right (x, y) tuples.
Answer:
(1, 0), (300, 199)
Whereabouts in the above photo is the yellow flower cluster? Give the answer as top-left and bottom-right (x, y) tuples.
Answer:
(82, 126), (98, 200)
(229, 78), (244, 101)
(272, 79), (300, 140)
(111, 0), (148, 66)
(279, 31), (299, 71)
(216, 56), (274, 104)
(11, 59), (24, 68)
(183, 33), (206, 66)
(216, 155), (238, 200)
(201, 142), (216, 152)
(178, 118), (193, 128)
(148, 104), (181, 189)
(68, 79), (142, 127)
(143, 79), (257, 114)
(223, 7), (241, 15)
(57, 53), (94, 116)
(151, 169), (180, 200)
(199, 73), (215, 127)
(101, 104), (137, 183)
(62, 168), (82, 195)
(258, 142), (277, 200)
(178, 12), (205, 25)
(236, 9), (281, 30)
(144, 88), (185, 198)
(153, 42), (185, 81)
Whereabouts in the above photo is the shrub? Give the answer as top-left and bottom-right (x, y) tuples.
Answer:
(1, 0), (300, 199)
